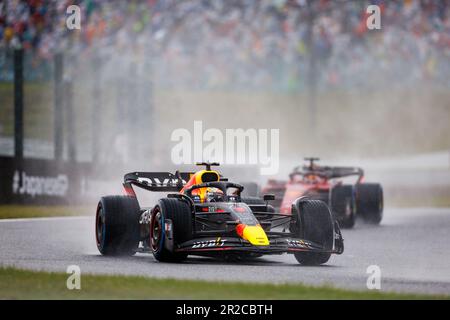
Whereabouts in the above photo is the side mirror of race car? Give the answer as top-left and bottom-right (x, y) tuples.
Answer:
(263, 194), (276, 201)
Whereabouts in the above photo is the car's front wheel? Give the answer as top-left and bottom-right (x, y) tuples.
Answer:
(290, 199), (334, 265)
(150, 198), (192, 262)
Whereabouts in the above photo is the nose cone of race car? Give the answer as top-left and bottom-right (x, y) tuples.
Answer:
(236, 224), (269, 246)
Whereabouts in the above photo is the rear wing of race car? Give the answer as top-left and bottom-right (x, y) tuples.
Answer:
(123, 170), (229, 195)
(325, 166), (364, 182)
(123, 171), (194, 193)
(292, 158), (365, 182)
(291, 166), (365, 183)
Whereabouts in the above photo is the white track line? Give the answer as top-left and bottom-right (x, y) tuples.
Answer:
(0, 216), (92, 223)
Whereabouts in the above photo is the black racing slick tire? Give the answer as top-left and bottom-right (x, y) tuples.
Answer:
(356, 183), (383, 224)
(150, 198), (192, 262)
(330, 184), (356, 229)
(96, 196), (141, 256)
(290, 200), (334, 265)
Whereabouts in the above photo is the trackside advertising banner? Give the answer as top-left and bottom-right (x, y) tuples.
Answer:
(0, 156), (91, 205)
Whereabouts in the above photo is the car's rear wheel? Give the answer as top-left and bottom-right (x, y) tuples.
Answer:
(330, 184), (355, 229)
(150, 198), (192, 262)
(356, 183), (383, 224)
(290, 199), (334, 265)
(96, 196), (141, 256)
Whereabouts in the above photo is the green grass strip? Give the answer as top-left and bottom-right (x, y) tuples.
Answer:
(0, 205), (93, 219)
(0, 267), (447, 300)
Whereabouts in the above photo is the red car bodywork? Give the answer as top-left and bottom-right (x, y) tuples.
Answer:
(279, 176), (334, 214)
(262, 159), (364, 214)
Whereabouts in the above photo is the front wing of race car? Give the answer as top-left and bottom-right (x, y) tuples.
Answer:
(174, 235), (344, 256)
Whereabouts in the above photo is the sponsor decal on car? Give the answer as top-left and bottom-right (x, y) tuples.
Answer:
(192, 237), (226, 249)
(286, 239), (308, 248)
(136, 176), (187, 186)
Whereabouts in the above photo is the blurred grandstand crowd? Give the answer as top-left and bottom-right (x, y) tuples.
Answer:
(0, 0), (449, 90)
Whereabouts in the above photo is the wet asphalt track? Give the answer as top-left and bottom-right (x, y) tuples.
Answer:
(1, 208), (449, 295)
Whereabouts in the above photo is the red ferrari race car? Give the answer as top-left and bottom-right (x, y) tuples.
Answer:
(95, 162), (343, 265)
(261, 158), (383, 228)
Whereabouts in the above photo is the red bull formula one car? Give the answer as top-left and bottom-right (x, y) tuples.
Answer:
(95, 163), (343, 265)
(261, 158), (383, 228)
